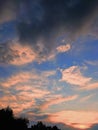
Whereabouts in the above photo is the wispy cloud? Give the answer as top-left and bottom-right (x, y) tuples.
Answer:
(79, 94), (95, 102)
(0, 69), (56, 88)
(40, 95), (78, 110)
(85, 60), (98, 66)
(0, 86), (50, 115)
(17, 88), (50, 99)
(0, 69), (57, 115)
(0, 71), (34, 88)
(47, 110), (98, 129)
(81, 82), (98, 90)
(0, 94), (35, 115)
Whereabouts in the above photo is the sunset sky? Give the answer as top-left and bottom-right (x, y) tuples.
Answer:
(0, 0), (98, 130)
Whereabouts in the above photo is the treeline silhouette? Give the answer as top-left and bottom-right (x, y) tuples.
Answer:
(0, 107), (60, 130)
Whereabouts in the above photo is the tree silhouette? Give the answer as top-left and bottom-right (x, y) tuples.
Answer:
(0, 106), (60, 130)
(0, 106), (28, 130)
(0, 106), (14, 129)
(30, 121), (60, 130)
(31, 121), (46, 130)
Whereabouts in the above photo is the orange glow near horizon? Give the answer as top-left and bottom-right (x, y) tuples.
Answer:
(47, 110), (98, 129)
(71, 124), (91, 130)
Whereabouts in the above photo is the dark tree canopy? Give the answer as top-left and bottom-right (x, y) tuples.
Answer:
(0, 107), (60, 130)
(0, 107), (28, 129)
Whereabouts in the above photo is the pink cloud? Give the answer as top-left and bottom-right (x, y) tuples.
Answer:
(40, 95), (78, 110)
(0, 86), (50, 115)
(0, 69), (56, 88)
(9, 43), (37, 65)
(79, 94), (95, 102)
(0, 94), (35, 115)
(82, 82), (98, 90)
(47, 110), (98, 129)
(60, 66), (91, 86)
(17, 88), (50, 99)
(56, 44), (71, 53)
(0, 72), (33, 88)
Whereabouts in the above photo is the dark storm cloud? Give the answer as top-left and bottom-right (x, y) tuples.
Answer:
(0, 0), (19, 23)
(0, 0), (98, 64)
(0, 42), (13, 64)
(18, 0), (98, 40)
(17, 0), (98, 56)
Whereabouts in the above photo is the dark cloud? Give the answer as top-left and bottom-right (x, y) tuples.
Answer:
(34, 114), (49, 121)
(0, 0), (98, 64)
(17, 0), (98, 57)
(17, 0), (98, 40)
(0, 42), (14, 64)
(0, 0), (19, 23)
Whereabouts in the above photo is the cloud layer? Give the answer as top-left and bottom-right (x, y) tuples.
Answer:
(48, 110), (98, 129)
(0, 0), (98, 65)
(0, 1), (98, 130)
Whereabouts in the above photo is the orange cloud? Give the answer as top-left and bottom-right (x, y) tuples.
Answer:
(9, 43), (37, 65)
(0, 84), (51, 115)
(40, 95), (78, 110)
(0, 95), (35, 116)
(0, 69), (56, 88)
(82, 82), (98, 90)
(17, 88), (50, 99)
(47, 110), (98, 129)
(0, 72), (33, 87)
(60, 66), (91, 86)
(60, 66), (98, 91)
(56, 44), (71, 53)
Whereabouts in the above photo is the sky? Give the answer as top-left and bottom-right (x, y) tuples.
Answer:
(0, 0), (98, 130)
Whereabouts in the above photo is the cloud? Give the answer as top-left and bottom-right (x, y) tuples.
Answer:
(56, 44), (71, 53)
(0, 94), (35, 115)
(16, 0), (98, 62)
(0, 0), (98, 64)
(0, 41), (57, 65)
(81, 82), (98, 90)
(0, 86), (50, 115)
(0, 71), (33, 88)
(85, 60), (98, 66)
(47, 110), (98, 129)
(27, 112), (49, 122)
(60, 66), (98, 91)
(0, 69), (57, 115)
(0, 42), (37, 66)
(60, 66), (91, 86)
(0, 68), (56, 88)
(40, 95), (78, 110)
(17, 88), (50, 99)
(0, 0), (18, 23)
(79, 94), (95, 102)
